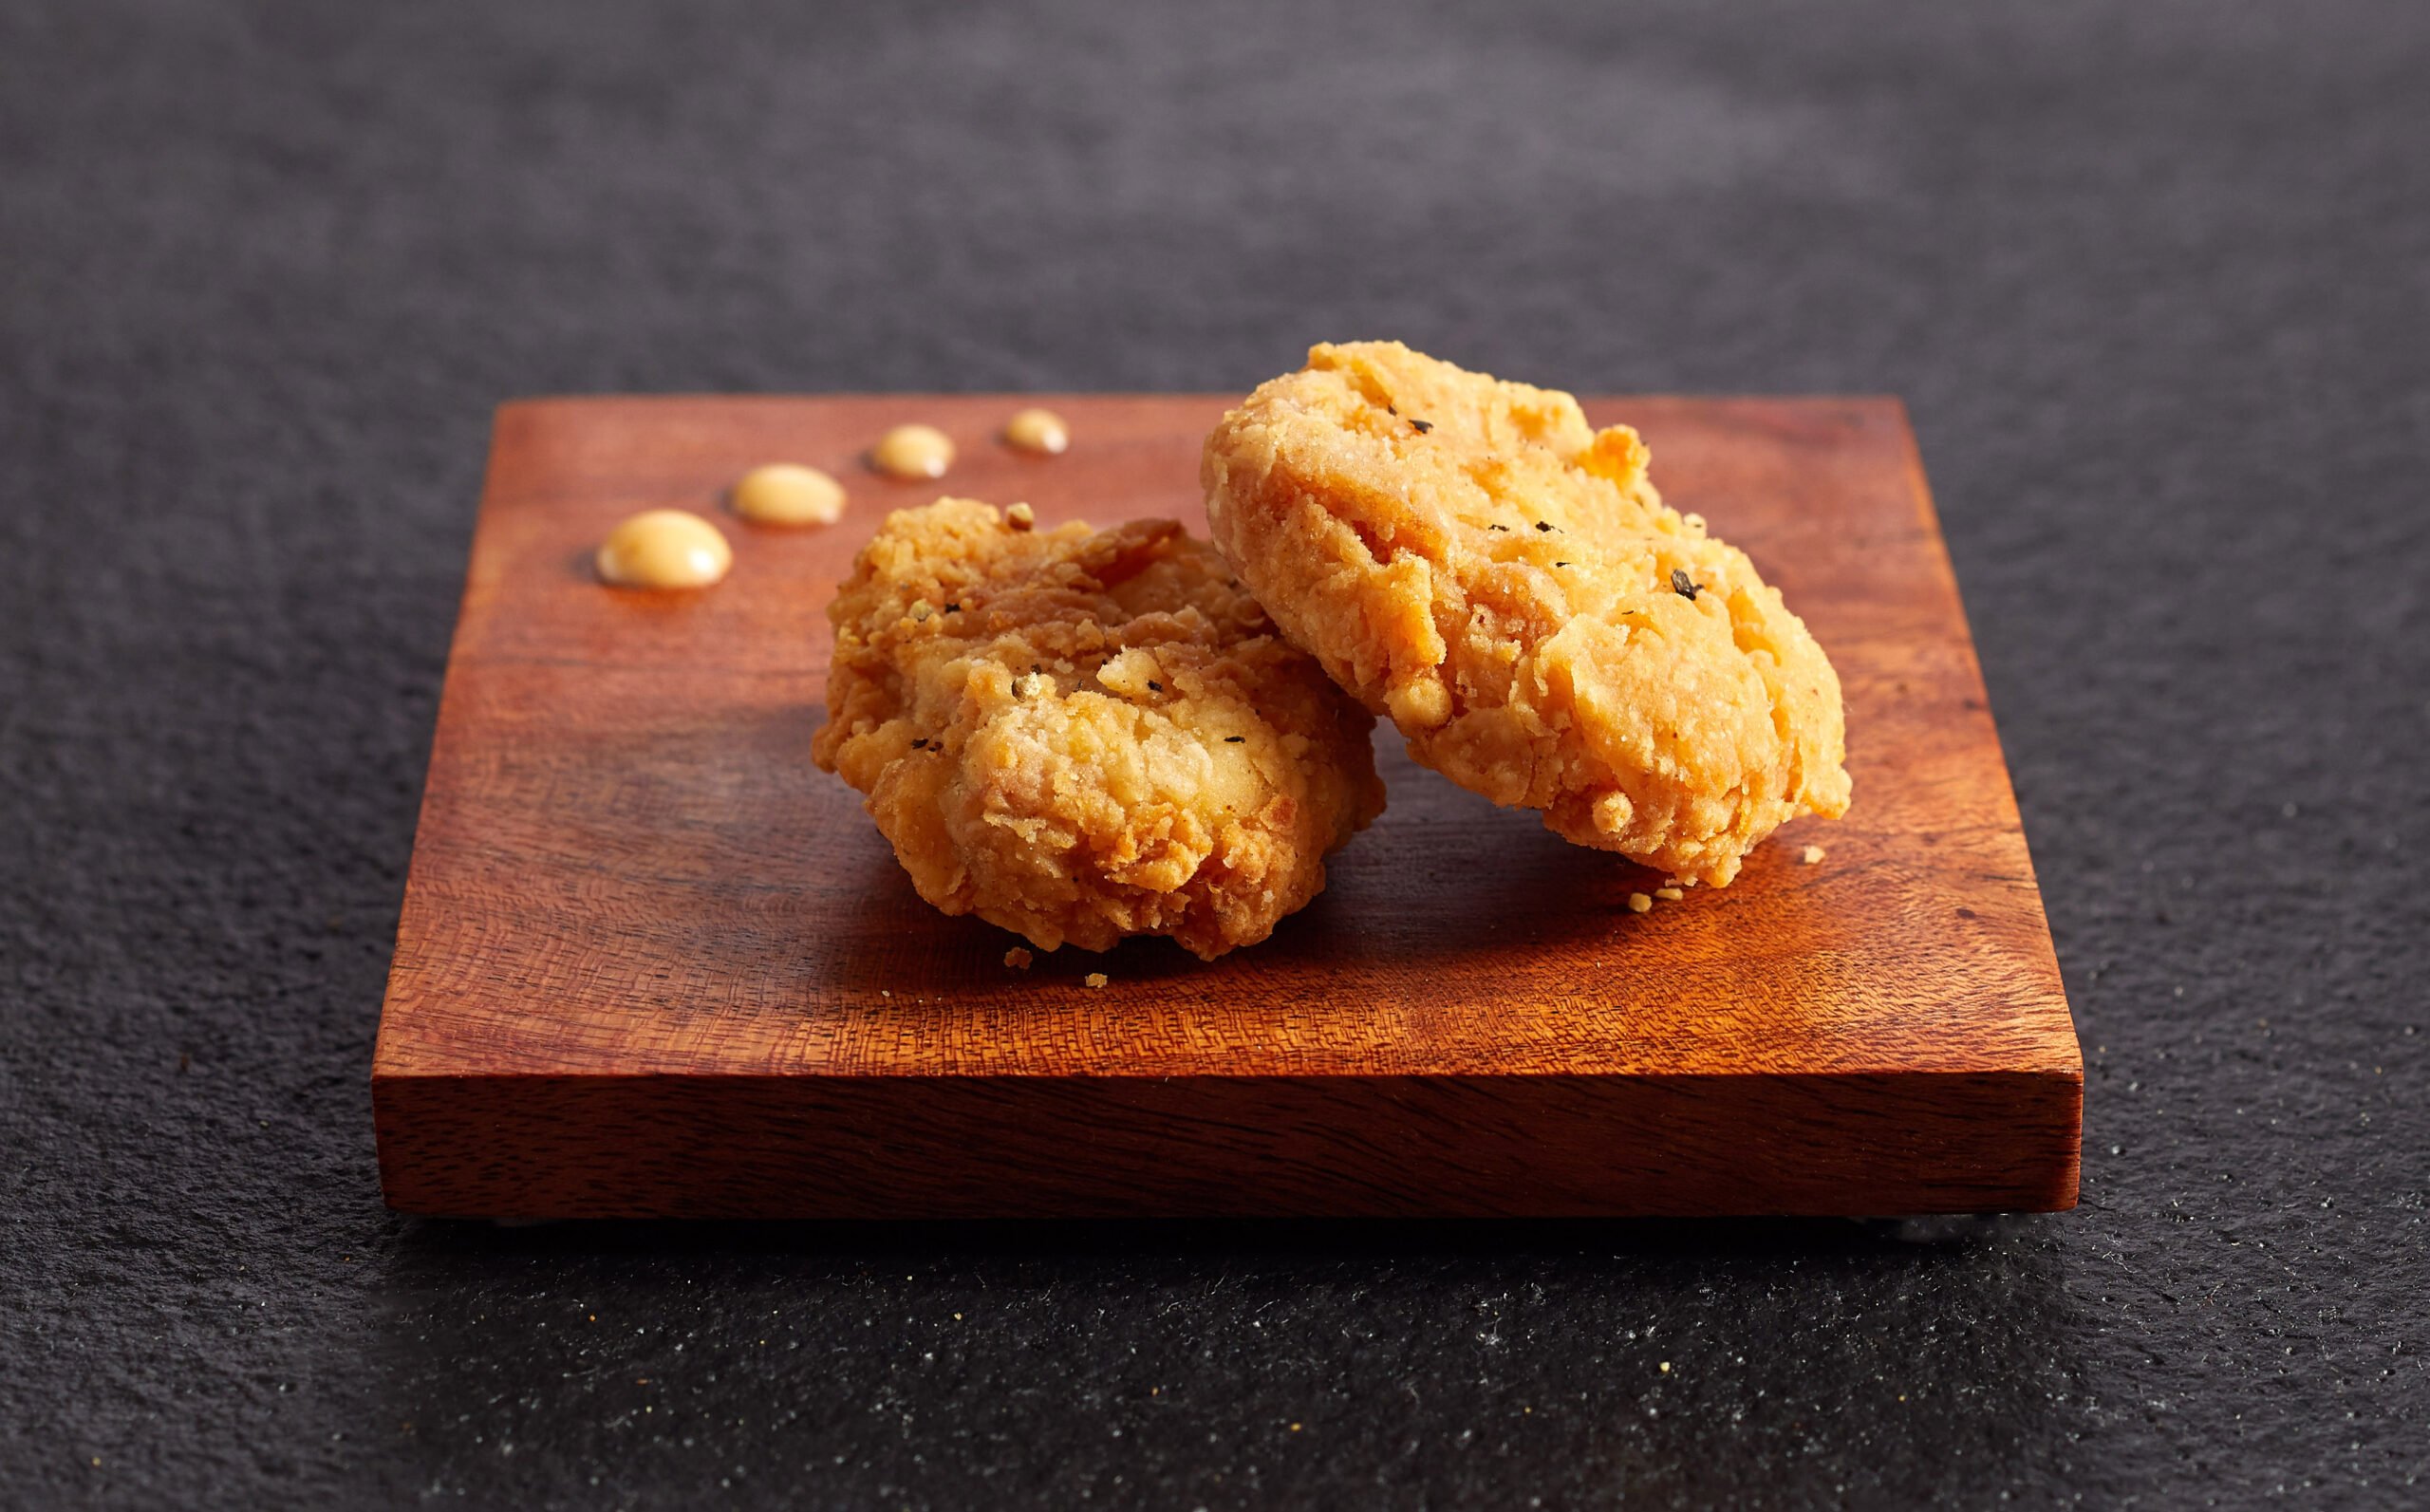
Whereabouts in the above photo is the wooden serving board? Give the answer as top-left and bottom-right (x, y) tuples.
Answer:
(372, 394), (2080, 1219)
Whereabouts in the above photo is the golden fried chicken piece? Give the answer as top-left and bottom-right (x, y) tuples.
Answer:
(1202, 342), (1849, 887)
(812, 498), (1385, 959)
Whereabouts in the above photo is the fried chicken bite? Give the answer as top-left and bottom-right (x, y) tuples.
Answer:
(1201, 342), (1849, 887)
(812, 498), (1385, 960)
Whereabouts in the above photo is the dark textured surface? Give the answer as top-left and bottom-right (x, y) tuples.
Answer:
(1, 0), (2423, 1505)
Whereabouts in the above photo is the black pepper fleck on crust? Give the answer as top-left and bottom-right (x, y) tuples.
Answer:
(1671, 568), (1704, 601)
(1223, 736), (1245, 742)
(1410, 418), (1432, 434)
(1535, 521), (1555, 532)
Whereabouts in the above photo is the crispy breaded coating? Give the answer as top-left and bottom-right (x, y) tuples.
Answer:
(1201, 342), (1850, 887)
(812, 498), (1385, 959)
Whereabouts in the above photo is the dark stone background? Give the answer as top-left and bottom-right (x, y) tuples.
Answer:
(3, 1), (2423, 1505)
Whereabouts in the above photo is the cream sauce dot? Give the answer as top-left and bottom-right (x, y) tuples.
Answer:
(870, 424), (954, 479)
(596, 509), (732, 588)
(1002, 408), (1070, 456)
(731, 463), (846, 526)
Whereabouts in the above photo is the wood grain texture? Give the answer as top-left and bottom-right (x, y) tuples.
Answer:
(372, 394), (2080, 1218)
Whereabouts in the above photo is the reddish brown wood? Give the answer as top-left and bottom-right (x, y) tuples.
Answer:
(372, 394), (2080, 1218)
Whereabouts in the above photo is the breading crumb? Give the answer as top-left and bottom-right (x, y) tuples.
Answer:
(1626, 891), (1654, 913)
(1004, 501), (1035, 531)
(1083, 972), (1109, 988)
(1654, 887), (1685, 901)
(1801, 844), (1826, 865)
(1003, 947), (1033, 970)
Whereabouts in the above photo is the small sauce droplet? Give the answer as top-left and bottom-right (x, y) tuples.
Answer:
(1002, 408), (1070, 456)
(869, 423), (955, 479)
(730, 463), (845, 526)
(596, 509), (732, 589)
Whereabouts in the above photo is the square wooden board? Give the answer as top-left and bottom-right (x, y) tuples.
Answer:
(373, 394), (2080, 1219)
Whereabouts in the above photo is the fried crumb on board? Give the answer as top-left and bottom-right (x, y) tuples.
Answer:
(1801, 844), (1827, 865)
(1083, 972), (1109, 988)
(1626, 892), (1654, 914)
(1003, 947), (1034, 970)
(1654, 887), (1685, 901)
